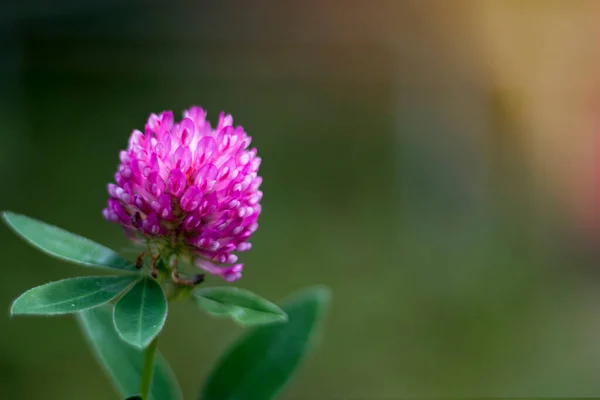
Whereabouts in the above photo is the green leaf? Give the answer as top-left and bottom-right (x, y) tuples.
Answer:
(192, 286), (288, 325)
(11, 275), (139, 316)
(77, 305), (182, 400)
(1, 211), (136, 271)
(113, 277), (167, 349)
(201, 285), (331, 400)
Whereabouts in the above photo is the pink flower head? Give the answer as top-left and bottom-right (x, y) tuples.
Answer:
(103, 107), (262, 281)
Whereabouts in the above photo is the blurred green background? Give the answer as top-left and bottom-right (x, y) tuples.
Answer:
(3, 0), (600, 398)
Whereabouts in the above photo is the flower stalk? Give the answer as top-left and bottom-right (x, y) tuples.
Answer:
(139, 336), (159, 400)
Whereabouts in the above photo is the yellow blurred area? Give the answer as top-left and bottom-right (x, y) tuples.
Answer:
(478, 0), (600, 229)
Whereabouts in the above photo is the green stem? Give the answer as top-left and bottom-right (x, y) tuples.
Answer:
(139, 336), (159, 399)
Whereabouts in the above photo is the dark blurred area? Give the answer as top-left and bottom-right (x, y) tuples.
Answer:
(3, 0), (600, 398)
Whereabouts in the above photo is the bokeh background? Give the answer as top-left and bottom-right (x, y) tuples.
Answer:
(3, 0), (600, 398)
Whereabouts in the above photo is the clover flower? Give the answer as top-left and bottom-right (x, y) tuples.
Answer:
(103, 107), (262, 281)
